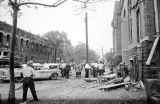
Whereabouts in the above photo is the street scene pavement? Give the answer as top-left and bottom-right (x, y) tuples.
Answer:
(0, 68), (147, 104)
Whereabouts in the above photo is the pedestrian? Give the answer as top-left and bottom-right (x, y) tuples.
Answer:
(61, 62), (66, 78)
(65, 62), (71, 79)
(85, 63), (91, 78)
(75, 63), (83, 78)
(123, 63), (129, 77)
(22, 61), (39, 102)
(98, 61), (104, 76)
(93, 61), (99, 77)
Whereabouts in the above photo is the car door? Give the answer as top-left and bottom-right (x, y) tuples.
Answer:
(34, 68), (52, 79)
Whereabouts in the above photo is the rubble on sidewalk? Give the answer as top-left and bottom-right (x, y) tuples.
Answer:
(83, 75), (146, 93)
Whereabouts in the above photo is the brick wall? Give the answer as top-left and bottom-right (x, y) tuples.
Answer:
(144, 0), (156, 37)
(0, 21), (53, 63)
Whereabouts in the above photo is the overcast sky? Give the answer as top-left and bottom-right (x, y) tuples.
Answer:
(0, 0), (116, 56)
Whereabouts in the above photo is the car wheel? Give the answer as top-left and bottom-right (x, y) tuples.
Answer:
(15, 77), (23, 83)
(50, 73), (58, 80)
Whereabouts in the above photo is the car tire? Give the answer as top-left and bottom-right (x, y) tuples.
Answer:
(50, 73), (58, 80)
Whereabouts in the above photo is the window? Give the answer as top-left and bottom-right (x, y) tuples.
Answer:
(0, 32), (3, 44)
(25, 57), (27, 62)
(6, 35), (10, 42)
(0, 60), (9, 68)
(136, 9), (140, 42)
(129, 19), (133, 42)
(15, 37), (18, 47)
(31, 42), (34, 50)
(40, 44), (42, 53)
(3, 52), (8, 56)
(123, 10), (126, 17)
(35, 43), (38, 51)
(26, 40), (29, 48)
(6, 35), (10, 47)
(20, 38), (24, 48)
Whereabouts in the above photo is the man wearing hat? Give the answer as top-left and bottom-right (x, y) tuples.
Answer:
(22, 60), (39, 102)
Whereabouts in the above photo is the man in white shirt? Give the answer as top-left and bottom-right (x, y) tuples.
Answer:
(98, 62), (104, 76)
(60, 62), (66, 77)
(22, 61), (38, 102)
(93, 61), (99, 77)
(85, 63), (91, 78)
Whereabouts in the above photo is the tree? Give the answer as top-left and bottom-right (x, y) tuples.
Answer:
(74, 42), (99, 63)
(0, 0), (67, 103)
(43, 31), (71, 62)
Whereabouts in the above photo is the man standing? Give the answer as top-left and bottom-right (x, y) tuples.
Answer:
(22, 61), (39, 102)
(61, 62), (66, 78)
(93, 61), (99, 77)
(98, 61), (104, 76)
(85, 63), (91, 78)
(65, 62), (71, 79)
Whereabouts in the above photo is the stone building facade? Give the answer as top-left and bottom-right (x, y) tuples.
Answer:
(120, 0), (130, 65)
(113, 0), (160, 80)
(112, 1), (122, 66)
(0, 21), (54, 63)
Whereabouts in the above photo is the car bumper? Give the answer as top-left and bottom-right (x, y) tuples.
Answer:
(0, 76), (10, 80)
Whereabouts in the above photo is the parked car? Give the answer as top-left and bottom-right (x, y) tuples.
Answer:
(0, 57), (23, 82)
(0, 61), (61, 83)
(32, 65), (61, 80)
(22, 63), (61, 81)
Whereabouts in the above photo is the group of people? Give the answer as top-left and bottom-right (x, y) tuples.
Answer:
(59, 62), (71, 79)
(116, 62), (129, 79)
(21, 60), (106, 102)
(85, 61), (105, 78)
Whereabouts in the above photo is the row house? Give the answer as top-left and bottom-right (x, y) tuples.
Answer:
(0, 21), (54, 63)
(113, 0), (160, 81)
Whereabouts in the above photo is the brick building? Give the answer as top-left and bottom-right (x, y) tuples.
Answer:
(113, 0), (160, 80)
(0, 21), (54, 63)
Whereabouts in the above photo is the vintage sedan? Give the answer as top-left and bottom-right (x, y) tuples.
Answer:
(0, 62), (61, 83)
(32, 63), (61, 80)
(23, 63), (61, 81)
(0, 58), (23, 82)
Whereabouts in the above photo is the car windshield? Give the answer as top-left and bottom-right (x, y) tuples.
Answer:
(0, 60), (22, 69)
(0, 60), (9, 68)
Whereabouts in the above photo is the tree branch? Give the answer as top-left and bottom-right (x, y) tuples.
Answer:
(18, 0), (67, 7)
(73, 0), (101, 4)
(8, 0), (14, 6)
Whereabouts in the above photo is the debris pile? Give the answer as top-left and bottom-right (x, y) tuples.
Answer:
(84, 72), (145, 92)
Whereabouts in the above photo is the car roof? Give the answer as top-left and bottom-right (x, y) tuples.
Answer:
(33, 63), (43, 66)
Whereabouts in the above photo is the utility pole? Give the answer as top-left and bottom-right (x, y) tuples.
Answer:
(73, 0), (95, 63)
(85, 10), (89, 63)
